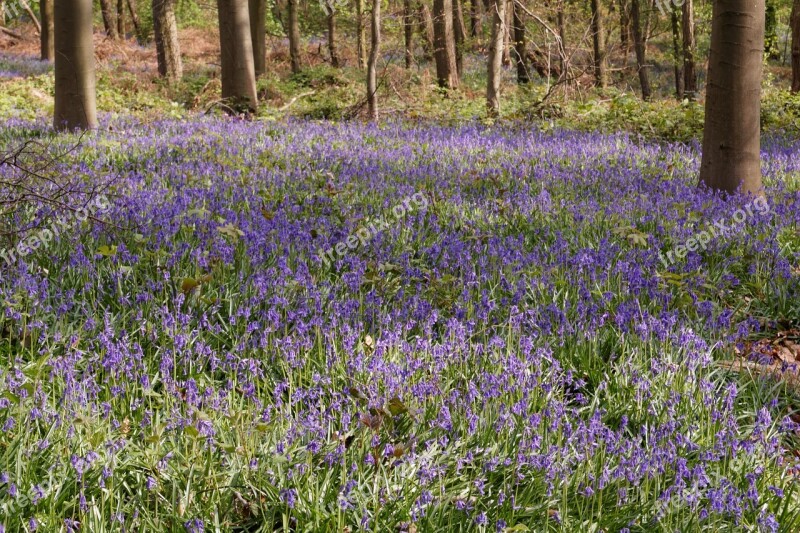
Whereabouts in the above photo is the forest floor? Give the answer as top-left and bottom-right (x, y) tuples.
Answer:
(0, 25), (799, 532)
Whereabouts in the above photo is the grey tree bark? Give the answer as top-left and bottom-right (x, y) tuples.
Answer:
(419, 4), (435, 61)
(324, 1), (340, 67)
(670, 5), (683, 99)
(682, 0), (697, 98)
(54, 0), (98, 130)
(590, 0), (607, 88)
(367, 0), (380, 119)
(486, 0), (505, 115)
(453, 0), (466, 76)
(356, 0), (366, 68)
(117, 0), (126, 36)
(433, 0), (460, 88)
(630, 0), (651, 100)
(249, 0), (266, 75)
(287, 0), (301, 73)
(512, 0), (528, 84)
(217, 0), (258, 112)
(792, 0), (799, 92)
(100, 0), (118, 38)
(699, 0), (765, 194)
(40, 0), (54, 61)
(153, 0), (183, 82)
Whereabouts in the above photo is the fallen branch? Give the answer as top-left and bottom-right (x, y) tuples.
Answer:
(0, 25), (22, 40)
(17, 0), (40, 34)
(279, 90), (315, 111)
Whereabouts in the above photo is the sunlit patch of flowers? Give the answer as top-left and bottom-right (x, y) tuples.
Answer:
(0, 118), (799, 531)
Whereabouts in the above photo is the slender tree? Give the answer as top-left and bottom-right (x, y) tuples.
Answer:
(127, 0), (143, 41)
(117, 0), (126, 36)
(99, 0), (118, 38)
(453, 0), (467, 75)
(217, 0), (258, 112)
(324, 0), (340, 67)
(512, 0), (528, 83)
(367, 0), (380, 119)
(699, 0), (765, 194)
(404, 0), (413, 68)
(153, 0), (182, 82)
(557, 0), (566, 74)
(765, 0), (779, 59)
(792, 0), (799, 92)
(617, 0), (631, 54)
(487, 0), (505, 115)
(682, 0), (697, 98)
(54, 0), (97, 130)
(502, 0), (512, 65)
(419, 3), (435, 61)
(287, 0), (301, 73)
(356, 0), (366, 68)
(591, 0), (607, 88)
(630, 0), (651, 100)
(40, 0), (54, 61)
(249, 0), (267, 75)
(433, 0), (459, 88)
(670, 5), (683, 99)
(470, 0), (479, 37)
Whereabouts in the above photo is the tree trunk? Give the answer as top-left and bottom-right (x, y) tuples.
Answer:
(324, 2), (340, 67)
(670, 5), (683, 99)
(630, 0), (651, 100)
(99, 0), (118, 38)
(502, 0), (512, 65)
(419, 4), (435, 61)
(40, 0), (54, 61)
(217, 0), (258, 112)
(557, 0), (566, 74)
(699, 0), (765, 195)
(487, 0), (505, 115)
(453, 0), (466, 76)
(682, 0), (697, 98)
(249, 0), (266, 75)
(356, 0), (366, 68)
(470, 0), (479, 37)
(792, 0), (799, 92)
(127, 0), (143, 41)
(54, 0), (97, 130)
(117, 0), (126, 36)
(287, 0), (301, 73)
(433, 0), (459, 88)
(591, 0), (607, 88)
(153, 0), (183, 82)
(367, 0), (380, 119)
(617, 0), (630, 54)
(512, 0), (528, 83)
(404, 0), (413, 68)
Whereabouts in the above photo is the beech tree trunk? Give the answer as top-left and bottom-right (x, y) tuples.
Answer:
(792, 0), (799, 92)
(40, 0), (54, 61)
(683, 0), (697, 98)
(127, 0), (143, 41)
(453, 0), (466, 76)
(591, 0), (607, 88)
(502, 0), (512, 66)
(631, 0), (651, 100)
(218, 0), (258, 112)
(100, 0), (118, 38)
(356, 0), (366, 68)
(249, 0), (266, 75)
(487, 0), (505, 115)
(512, 0), (528, 83)
(699, 0), (765, 194)
(470, 0), (479, 37)
(325, 2), (340, 67)
(367, 0), (380, 119)
(117, 0), (126, 36)
(419, 4), (435, 61)
(557, 0), (566, 74)
(153, 0), (182, 82)
(404, 0), (413, 68)
(433, 0), (460, 88)
(287, 0), (301, 73)
(670, 5), (683, 99)
(617, 0), (630, 54)
(54, 0), (97, 130)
